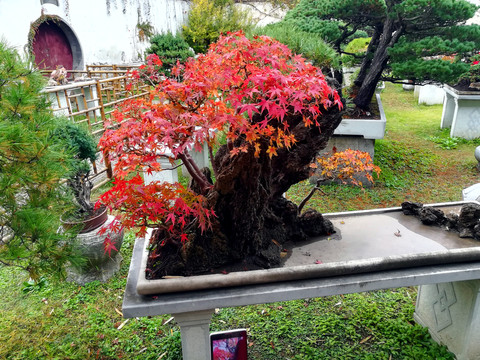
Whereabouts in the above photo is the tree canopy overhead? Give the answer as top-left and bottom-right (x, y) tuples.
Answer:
(284, 0), (480, 110)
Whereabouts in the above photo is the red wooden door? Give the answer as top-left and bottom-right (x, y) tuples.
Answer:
(32, 21), (73, 70)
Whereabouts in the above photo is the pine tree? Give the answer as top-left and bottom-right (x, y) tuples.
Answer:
(0, 41), (82, 280)
(284, 0), (480, 111)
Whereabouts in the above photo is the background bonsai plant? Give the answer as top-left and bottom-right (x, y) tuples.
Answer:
(0, 41), (83, 280)
(455, 52), (480, 90)
(54, 122), (100, 223)
(282, 0), (480, 112)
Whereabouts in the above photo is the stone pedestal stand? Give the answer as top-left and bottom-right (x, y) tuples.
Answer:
(123, 235), (480, 360)
(441, 85), (480, 140)
(173, 310), (214, 360)
(414, 280), (480, 360)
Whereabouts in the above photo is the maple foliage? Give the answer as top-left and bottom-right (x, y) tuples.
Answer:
(315, 149), (381, 187)
(98, 32), (344, 269)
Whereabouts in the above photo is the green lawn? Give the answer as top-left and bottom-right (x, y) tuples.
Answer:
(2, 83), (477, 359)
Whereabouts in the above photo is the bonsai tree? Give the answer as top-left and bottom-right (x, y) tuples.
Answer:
(283, 0), (480, 111)
(0, 41), (82, 280)
(54, 122), (99, 219)
(99, 32), (345, 276)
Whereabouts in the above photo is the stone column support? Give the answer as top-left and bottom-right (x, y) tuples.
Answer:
(173, 309), (214, 360)
(414, 280), (480, 360)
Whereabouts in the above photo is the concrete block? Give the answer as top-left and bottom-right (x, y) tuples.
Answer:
(462, 183), (480, 202)
(333, 94), (386, 141)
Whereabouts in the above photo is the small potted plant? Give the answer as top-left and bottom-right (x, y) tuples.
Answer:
(56, 122), (108, 232)
(56, 122), (123, 284)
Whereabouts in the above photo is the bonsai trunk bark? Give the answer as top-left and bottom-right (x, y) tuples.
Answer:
(192, 104), (342, 270)
(353, 18), (404, 111)
(354, 26), (382, 88)
(148, 99), (343, 277)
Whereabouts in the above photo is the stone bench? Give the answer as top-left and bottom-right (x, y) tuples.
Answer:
(123, 202), (480, 360)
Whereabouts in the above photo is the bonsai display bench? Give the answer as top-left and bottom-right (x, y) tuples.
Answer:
(123, 203), (480, 360)
(441, 85), (480, 140)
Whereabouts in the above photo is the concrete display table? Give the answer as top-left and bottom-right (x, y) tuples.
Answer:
(123, 202), (480, 359)
(441, 85), (480, 140)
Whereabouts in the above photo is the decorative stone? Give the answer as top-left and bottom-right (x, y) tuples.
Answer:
(418, 207), (447, 226)
(401, 201), (480, 240)
(459, 203), (480, 228)
(299, 209), (334, 237)
(401, 201), (423, 216)
(475, 146), (480, 162)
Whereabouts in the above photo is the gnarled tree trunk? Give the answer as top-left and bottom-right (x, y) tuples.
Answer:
(167, 103), (343, 275)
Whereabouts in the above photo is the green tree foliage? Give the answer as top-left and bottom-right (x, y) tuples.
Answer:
(182, 0), (253, 53)
(145, 32), (194, 75)
(342, 37), (371, 68)
(283, 0), (480, 111)
(250, 22), (340, 70)
(53, 122), (98, 215)
(0, 41), (82, 280)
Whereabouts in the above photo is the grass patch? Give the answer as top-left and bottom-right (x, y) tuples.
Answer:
(213, 290), (453, 360)
(1, 82), (469, 359)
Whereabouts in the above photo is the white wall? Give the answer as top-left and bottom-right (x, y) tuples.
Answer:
(0, 0), (189, 66)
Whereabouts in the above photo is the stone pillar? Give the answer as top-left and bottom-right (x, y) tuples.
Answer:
(414, 280), (480, 360)
(173, 309), (214, 360)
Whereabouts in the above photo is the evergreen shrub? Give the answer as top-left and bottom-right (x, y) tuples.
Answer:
(0, 41), (83, 280)
(182, 0), (252, 53)
(145, 32), (194, 75)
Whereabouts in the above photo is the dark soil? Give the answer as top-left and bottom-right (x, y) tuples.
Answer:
(451, 79), (480, 92)
(342, 95), (381, 119)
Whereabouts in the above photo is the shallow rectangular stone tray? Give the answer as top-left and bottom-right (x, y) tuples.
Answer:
(136, 201), (480, 295)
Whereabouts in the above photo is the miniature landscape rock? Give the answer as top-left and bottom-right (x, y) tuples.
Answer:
(402, 201), (480, 240)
